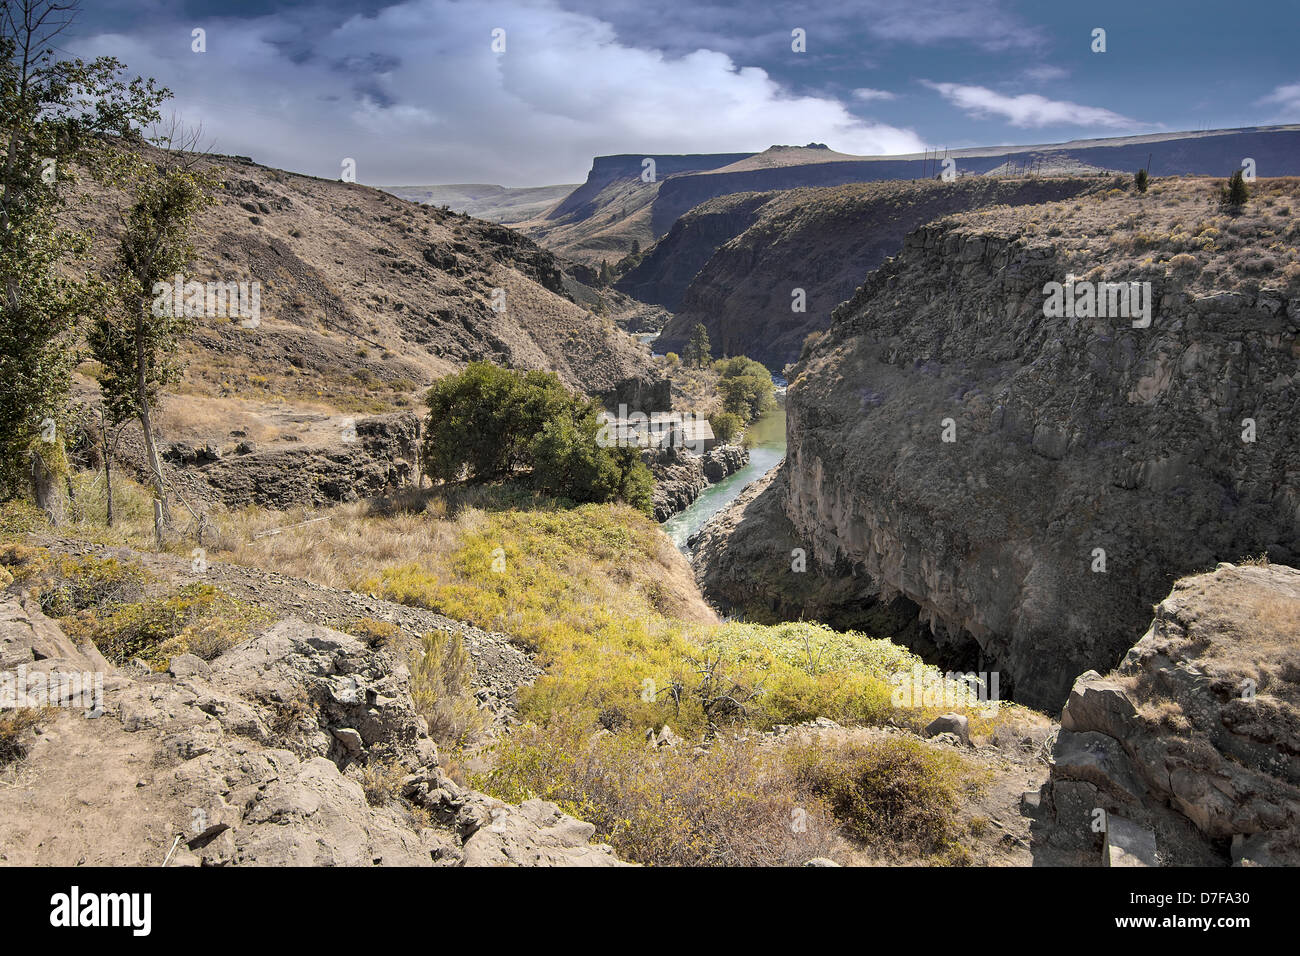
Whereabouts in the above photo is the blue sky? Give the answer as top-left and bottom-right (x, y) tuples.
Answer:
(66, 0), (1300, 185)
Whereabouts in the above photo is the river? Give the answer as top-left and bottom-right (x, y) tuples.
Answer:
(661, 406), (787, 553)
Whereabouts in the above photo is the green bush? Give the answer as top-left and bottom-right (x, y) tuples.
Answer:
(423, 362), (652, 514)
(714, 356), (775, 423)
(708, 411), (742, 444)
(785, 735), (979, 860)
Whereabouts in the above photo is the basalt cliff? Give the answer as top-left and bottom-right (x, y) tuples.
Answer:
(696, 176), (1300, 711)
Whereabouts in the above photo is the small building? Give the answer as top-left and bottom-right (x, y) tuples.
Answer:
(599, 409), (716, 454)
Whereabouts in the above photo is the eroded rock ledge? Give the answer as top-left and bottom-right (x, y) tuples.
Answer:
(0, 597), (626, 867)
(1031, 563), (1300, 866)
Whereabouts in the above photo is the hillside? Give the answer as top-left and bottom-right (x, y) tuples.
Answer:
(651, 127), (1300, 238)
(695, 175), (1300, 710)
(377, 183), (578, 223)
(70, 150), (659, 411)
(645, 177), (1105, 370)
(61, 150), (665, 504)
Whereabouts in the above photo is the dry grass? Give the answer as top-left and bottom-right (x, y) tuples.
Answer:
(0, 708), (47, 767)
(986, 176), (1300, 295)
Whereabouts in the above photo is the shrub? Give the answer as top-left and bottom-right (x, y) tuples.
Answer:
(3, 549), (151, 618)
(1134, 168), (1149, 193)
(62, 583), (273, 666)
(347, 616), (399, 648)
(708, 411), (742, 444)
(785, 735), (980, 860)
(713, 356), (775, 423)
(0, 708), (46, 767)
(479, 717), (842, 866)
(409, 628), (488, 749)
(1219, 170), (1250, 209)
(423, 362), (653, 514)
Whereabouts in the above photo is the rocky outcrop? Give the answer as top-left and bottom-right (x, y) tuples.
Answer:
(1032, 563), (1300, 866)
(188, 414), (419, 509)
(649, 444), (747, 522)
(653, 178), (1099, 371)
(773, 180), (1300, 710)
(0, 597), (626, 867)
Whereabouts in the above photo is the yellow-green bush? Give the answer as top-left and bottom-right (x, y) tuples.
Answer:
(409, 628), (488, 749)
(62, 583), (273, 666)
(478, 716), (841, 866)
(784, 735), (983, 862)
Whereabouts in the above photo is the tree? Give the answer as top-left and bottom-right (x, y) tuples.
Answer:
(708, 410), (741, 444)
(714, 355), (775, 423)
(0, 0), (168, 519)
(630, 239), (640, 256)
(88, 122), (217, 522)
(1220, 169), (1249, 209)
(422, 362), (653, 513)
(1134, 168), (1149, 193)
(685, 323), (711, 368)
(598, 259), (612, 285)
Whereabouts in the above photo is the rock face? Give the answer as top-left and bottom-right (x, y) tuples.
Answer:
(648, 444), (747, 522)
(0, 597), (626, 867)
(777, 183), (1300, 709)
(1034, 563), (1300, 866)
(652, 178), (1098, 370)
(187, 414), (420, 510)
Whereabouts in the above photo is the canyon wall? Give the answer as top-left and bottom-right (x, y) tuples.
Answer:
(700, 178), (1300, 711)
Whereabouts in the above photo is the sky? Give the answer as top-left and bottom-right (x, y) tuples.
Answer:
(63, 0), (1300, 187)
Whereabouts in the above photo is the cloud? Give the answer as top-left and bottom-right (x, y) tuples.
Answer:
(923, 81), (1140, 129)
(70, 0), (925, 185)
(1021, 65), (1068, 84)
(1259, 81), (1300, 118)
(862, 0), (1045, 51)
(852, 88), (897, 102)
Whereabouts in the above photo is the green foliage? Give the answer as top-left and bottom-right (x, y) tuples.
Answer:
(90, 155), (219, 430)
(62, 582), (273, 666)
(0, 546), (150, 616)
(708, 410), (742, 444)
(478, 717), (840, 866)
(1134, 168), (1149, 193)
(0, 4), (169, 496)
(422, 362), (652, 513)
(409, 628), (488, 749)
(684, 323), (712, 368)
(713, 355), (775, 423)
(1220, 169), (1250, 208)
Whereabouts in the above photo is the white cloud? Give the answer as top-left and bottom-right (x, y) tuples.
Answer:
(852, 88), (897, 102)
(71, 0), (925, 185)
(923, 81), (1139, 129)
(1259, 82), (1300, 118)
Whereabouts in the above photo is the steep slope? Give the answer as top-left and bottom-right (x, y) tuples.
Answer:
(698, 176), (1300, 711)
(648, 177), (1103, 370)
(70, 150), (659, 413)
(378, 183), (578, 223)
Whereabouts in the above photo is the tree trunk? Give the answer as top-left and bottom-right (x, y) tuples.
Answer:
(31, 448), (64, 526)
(134, 303), (169, 523)
(104, 440), (114, 528)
